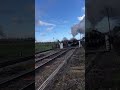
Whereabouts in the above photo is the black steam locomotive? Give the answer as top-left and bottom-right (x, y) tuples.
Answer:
(62, 38), (79, 47)
(68, 38), (79, 47)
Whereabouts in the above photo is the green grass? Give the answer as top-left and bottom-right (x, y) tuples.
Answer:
(0, 40), (57, 61)
(0, 41), (34, 57)
(35, 42), (56, 52)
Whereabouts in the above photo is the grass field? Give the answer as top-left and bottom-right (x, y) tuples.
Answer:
(35, 42), (56, 52)
(0, 39), (57, 61)
(0, 40), (34, 61)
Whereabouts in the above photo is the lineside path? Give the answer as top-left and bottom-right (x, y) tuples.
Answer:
(86, 48), (120, 89)
(49, 47), (85, 90)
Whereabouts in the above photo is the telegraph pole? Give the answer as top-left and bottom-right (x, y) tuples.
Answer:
(106, 8), (111, 35)
(106, 7), (112, 50)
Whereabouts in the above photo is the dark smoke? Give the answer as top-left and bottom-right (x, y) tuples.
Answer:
(86, 0), (120, 28)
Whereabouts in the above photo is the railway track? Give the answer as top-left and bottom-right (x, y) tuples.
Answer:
(35, 49), (54, 54)
(35, 49), (61, 62)
(0, 48), (74, 90)
(0, 55), (34, 68)
(48, 47), (85, 90)
(36, 48), (76, 90)
(35, 49), (69, 69)
(0, 48), (59, 69)
(0, 50), (58, 89)
(0, 49), (60, 70)
(0, 49), (59, 90)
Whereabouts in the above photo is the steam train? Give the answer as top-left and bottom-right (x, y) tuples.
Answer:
(68, 39), (79, 46)
(62, 38), (79, 47)
(60, 30), (105, 49)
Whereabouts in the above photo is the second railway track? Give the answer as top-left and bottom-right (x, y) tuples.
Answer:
(0, 47), (75, 90)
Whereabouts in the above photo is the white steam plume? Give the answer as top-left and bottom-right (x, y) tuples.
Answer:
(71, 17), (85, 37)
